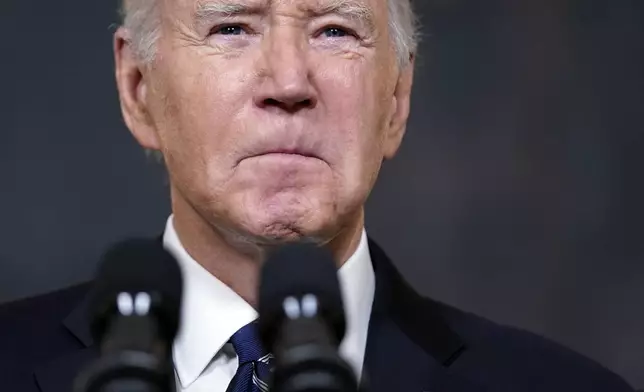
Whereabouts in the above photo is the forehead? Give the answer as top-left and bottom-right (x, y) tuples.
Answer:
(162, 0), (388, 22)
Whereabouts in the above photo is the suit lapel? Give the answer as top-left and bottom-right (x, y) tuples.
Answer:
(61, 290), (94, 347)
(34, 347), (99, 392)
(363, 239), (487, 392)
(34, 285), (97, 392)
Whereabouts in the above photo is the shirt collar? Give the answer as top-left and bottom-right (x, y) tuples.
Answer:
(164, 217), (257, 388)
(164, 216), (375, 388)
(337, 227), (375, 383)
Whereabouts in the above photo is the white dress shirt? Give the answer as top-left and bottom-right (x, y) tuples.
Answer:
(163, 216), (375, 392)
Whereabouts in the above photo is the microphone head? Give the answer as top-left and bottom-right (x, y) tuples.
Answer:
(258, 242), (346, 353)
(89, 238), (183, 345)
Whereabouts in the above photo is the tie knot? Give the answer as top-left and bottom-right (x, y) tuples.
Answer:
(230, 322), (272, 366)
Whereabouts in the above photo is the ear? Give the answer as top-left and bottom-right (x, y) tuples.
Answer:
(382, 54), (415, 160)
(114, 27), (161, 151)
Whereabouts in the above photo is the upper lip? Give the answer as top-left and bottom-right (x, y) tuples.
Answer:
(255, 148), (317, 157)
(238, 143), (324, 165)
(235, 119), (326, 164)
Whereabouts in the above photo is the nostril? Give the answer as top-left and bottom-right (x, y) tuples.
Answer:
(291, 99), (314, 112)
(262, 98), (315, 112)
(264, 98), (280, 107)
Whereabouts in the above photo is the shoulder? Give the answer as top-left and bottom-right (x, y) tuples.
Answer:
(0, 283), (90, 332)
(435, 300), (634, 391)
(0, 283), (91, 382)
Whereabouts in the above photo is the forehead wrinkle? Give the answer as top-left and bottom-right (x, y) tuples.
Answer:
(192, 0), (267, 29)
(191, 0), (376, 32)
(300, 0), (376, 32)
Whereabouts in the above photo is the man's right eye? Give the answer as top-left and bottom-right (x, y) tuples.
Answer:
(211, 25), (245, 36)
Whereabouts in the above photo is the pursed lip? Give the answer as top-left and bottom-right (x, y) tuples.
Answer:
(238, 146), (325, 165)
(253, 149), (318, 158)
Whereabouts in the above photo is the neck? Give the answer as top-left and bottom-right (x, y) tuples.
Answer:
(169, 188), (365, 308)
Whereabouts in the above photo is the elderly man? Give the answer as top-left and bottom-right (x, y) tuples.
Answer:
(0, 0), (636, 391)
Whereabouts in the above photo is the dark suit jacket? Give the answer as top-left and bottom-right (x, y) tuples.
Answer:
(0, 239), (635, 392)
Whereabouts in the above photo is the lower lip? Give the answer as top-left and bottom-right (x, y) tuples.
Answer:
(250, 153), (320, 162)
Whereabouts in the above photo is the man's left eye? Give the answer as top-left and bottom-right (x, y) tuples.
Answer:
(213, 25), (245, 35)
(321, 27), (351, 38)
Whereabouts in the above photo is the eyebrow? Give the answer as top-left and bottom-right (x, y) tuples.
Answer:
(193, 1), (264, 29)
(192, 0), (376, 32)
(307, 0), (376, 31)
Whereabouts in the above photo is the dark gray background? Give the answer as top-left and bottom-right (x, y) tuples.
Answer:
(1, 0), (642, 388)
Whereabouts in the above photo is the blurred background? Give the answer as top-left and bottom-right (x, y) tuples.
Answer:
(1, 0), (642, 387)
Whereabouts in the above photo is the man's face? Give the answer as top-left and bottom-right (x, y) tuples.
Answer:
(116, 0), (413, 243)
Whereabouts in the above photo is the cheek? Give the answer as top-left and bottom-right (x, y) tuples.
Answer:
(152, 55), (253, 174)
(316, 61), (386, 171)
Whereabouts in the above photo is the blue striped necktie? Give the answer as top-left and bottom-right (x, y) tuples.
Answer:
(226, 322), (274, 392)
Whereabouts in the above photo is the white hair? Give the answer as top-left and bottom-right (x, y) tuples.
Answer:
(119, 0), (420, 67)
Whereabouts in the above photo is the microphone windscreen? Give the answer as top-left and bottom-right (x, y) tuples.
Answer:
(89, 238), (183, 344)
(258, 242), (345, 350)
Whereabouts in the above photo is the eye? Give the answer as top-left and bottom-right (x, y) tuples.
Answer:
(320, 26), (353, 39)
(211, 25), (246, 36)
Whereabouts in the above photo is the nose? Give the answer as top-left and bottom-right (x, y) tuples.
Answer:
(254, 28), (317, 113)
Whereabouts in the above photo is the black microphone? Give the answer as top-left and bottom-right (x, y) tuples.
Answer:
(74, 238), (183, 392)
(258, 242), (359, 392)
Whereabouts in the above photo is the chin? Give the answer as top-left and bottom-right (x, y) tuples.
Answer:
(254, 212), (329, 240)
(238, 199), (335, 244)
